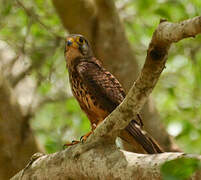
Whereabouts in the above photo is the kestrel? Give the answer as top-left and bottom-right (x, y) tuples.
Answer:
(64, 34), (163, 154)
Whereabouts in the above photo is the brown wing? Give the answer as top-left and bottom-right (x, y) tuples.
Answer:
(76, 60), (125, 113)
(76, 60), (163, 154)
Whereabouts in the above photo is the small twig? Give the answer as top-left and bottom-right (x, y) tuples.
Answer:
(15, 0), (63, 40)
(21, 19), (32, 54)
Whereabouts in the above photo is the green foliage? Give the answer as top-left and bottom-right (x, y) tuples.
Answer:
(32, 100), (90, 153)
(161, 157), (201, 180)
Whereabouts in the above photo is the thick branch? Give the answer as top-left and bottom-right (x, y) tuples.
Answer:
(152, 17), (201, 44)
(11, 147), (201, 180)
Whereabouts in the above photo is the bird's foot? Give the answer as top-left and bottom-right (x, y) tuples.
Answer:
(63, 140), (80, 148)
(80, 131), (92, 143)
(64, 124), (97, 148)
(79, 123), (97, 143)
(63, 131), (93, 148)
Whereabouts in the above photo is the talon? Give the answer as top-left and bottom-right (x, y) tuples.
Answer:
(80, 136), (84, 141)
(80, 131), (92, 143)
(80, 135), (87, 143)
(80, 136), (86, 143)
(63, 131), (94, 148)
(72, 140), (80, 143)
(63, 140), (80, 148)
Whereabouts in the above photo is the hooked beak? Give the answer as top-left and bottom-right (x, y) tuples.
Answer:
(66, 37), (79, 49)
(66, 39), (73, 46)
(65, 38), (77, 54)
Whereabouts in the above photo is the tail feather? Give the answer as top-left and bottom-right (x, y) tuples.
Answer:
(125, 120), (163, 154)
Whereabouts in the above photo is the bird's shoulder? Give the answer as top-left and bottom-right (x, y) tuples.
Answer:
(75, 58), (126, 112)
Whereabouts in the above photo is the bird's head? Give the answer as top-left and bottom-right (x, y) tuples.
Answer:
(64, 34), (93, 67)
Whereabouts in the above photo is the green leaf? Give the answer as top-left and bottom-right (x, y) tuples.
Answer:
(161, 157), (201, 180)
(38, 82), (52, 95)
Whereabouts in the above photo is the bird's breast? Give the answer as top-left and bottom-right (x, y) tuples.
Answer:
(69, 74), (108, 125)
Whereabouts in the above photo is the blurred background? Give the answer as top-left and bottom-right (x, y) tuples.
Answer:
(0, 0), (201, 179)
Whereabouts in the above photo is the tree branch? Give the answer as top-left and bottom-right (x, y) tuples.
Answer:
(11, 15), (201, 180)
(11, 147), (201, 180)
(90, 16), (201, 142)
(10, 64), (32, 87)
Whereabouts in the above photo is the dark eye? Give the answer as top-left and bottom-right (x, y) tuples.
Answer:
(79, 37), (84, 43)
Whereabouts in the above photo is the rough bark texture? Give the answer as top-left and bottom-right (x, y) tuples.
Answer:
(52, 0), (174, 152)
(11, 148), (201, 180)
(0, 73), (39, 180)
(11, 14), (201, 180)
